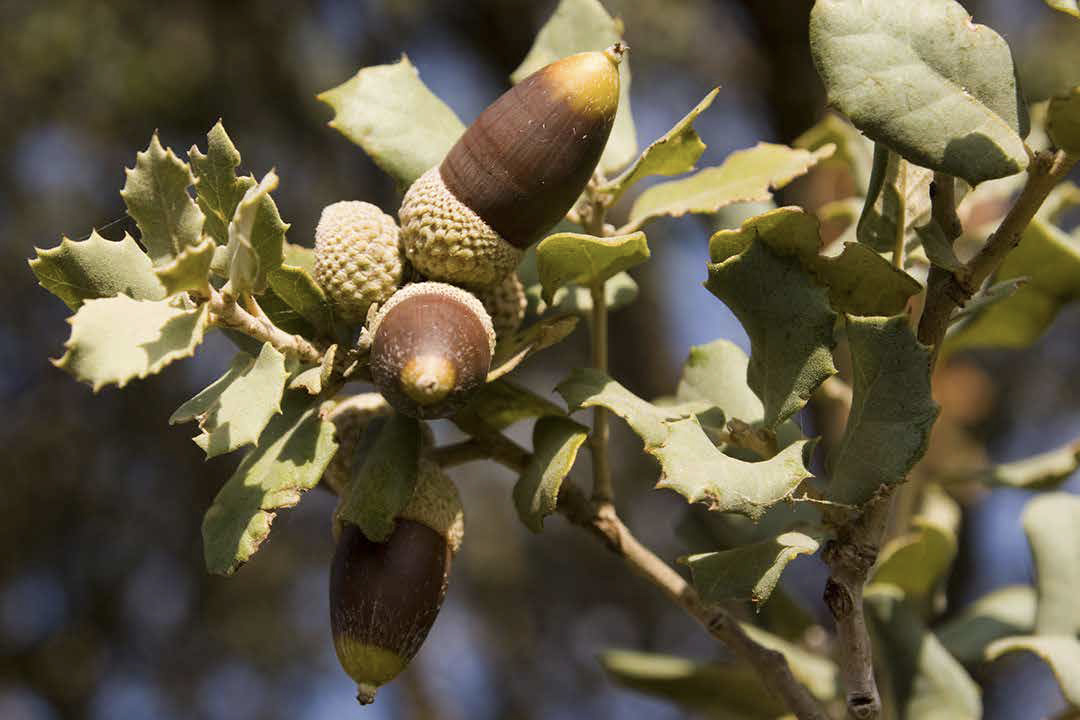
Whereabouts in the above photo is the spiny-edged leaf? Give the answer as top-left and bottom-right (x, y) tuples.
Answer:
(1048, 86), (1080, 153)
(191, 343), (288, 458)
(513, 417), (589, 532)
(986, 636), (1080, 707)
(536, 231), (649, 304)
(201, 392), (337, 575)
(827, 315), (938, 506)
(288, 346), (336, 396)
(865, 585), (983, 719)
(53, 295), (208, 392)
(29, 231), (165, 310)
(488, 315), (579, 381)
(282, 242), (316, 274)
(541, 271), (639, 315)
(983, 439), (1080, 489)
(154, 237), (215, 296)
(682, 531), (820, 605)
(120, 133), (205, 265)
(601, 88), (718, 202)
(318, 56), (464, 188)
(624, 143), (834, 232)
(190, 121), (255, 245)
(557, 369), (814, 520)
(170, 353), (250, 425)
(857, 146), (934, 254)
(946, 218), (1080, 352)
(267, 263), (335, 337)
(512, 0), (636, 174)
(937, 585), (1036, 665)
(810, 0), (1029, 185)
(795, 112), (875, 192)
(461, 380), (565, 431)
(870, 485), (959, 614)
(1022, 493), (1080, 635)
(1046, 0), (1080, 19)
(336, 414), (421, 543)
(223, 171), (286, 296)
(706, 216), (837, 428)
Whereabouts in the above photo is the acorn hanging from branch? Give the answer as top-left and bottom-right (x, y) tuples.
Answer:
(399, 44), (625, 286)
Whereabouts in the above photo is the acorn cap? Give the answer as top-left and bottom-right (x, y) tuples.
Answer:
(322, 393), (392, 496)
(478, 271), (527, 341)
(399, 458), (465, 555)
(370, 282), (495, 419)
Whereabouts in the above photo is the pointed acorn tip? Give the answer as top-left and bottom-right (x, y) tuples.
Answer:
(356, 683), (379, 705)
(604, 42), (627, 66)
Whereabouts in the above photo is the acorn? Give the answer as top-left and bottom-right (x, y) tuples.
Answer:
(330, 460), (464, 704)
(313, 201), (404, 324)
(369, 282), (495, 419)
(478, 271), (526, 342)
(399, 44), (625, 286)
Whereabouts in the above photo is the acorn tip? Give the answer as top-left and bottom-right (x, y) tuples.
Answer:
(356, 683), (379, 705)
(604, 42), (628, 65)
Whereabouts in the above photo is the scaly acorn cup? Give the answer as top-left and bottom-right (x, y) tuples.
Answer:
(478, 271), (527, 342)
(399, 44), (625, 286)
(330, 460), (464, 705)
(313, 201), (404, 324)
(369, 282), (495, 419)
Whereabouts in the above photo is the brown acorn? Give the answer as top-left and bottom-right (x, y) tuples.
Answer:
(369, 282), (495, 418)
(399, 44), (625, 286)
(330, 460), (463, 705)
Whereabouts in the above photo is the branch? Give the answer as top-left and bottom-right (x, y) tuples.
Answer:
(207, 287), (322, 364)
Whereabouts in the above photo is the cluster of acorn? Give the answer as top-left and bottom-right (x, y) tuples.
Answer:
(314, 45), (625, 703)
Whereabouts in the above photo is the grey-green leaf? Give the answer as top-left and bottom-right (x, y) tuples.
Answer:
(190, 121), (256, 246)
(795, 112), (875, 193)
(154, 237), (216, 296)
(810, 0), (1029, 185)
(536, 231), (649, 304)
(29, 231), (165, 310)
(857, 146), (934, 253)
(267, 263), (336, 337)
(1048, 86), (1080, 153)
(937, 585), (1037, 665)
(683, 531), (820, 605)
(1022, 493), (1080, 635)
(488, 315), (580, 381)
(513, 417), (589, 532)
(224, 171), (285, 296)
(461, 380), (565, 431)
(1046, 0), (1080, 18)
(983, 439), (1080, 489)
(318, 56), (465, 188)
(986, 635), (1080, 707)
(540, 271), (639, 316)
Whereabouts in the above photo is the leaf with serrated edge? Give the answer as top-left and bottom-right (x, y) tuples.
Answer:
(282, 242), (316, 273)
(318, 56), (465, 188)
(267, 264), (335, 336)
(827, 315), (938, 506)
(225, 171), (282, 295)
(1048, 86), (1080, 153)
(190, 121), (255, 246)
(602, 88), (718, 202)
(938, 585), (1036, 665)
(154, 237), (215, 296)
(557, 369), (813, 520)
(683, 531), (820, 605)
(170, 353), (251, 425)
(201, 392), (337, 575)
(462, 380), (565, 431)
(810, 0), (1028, 185)
(514, 417), (589, 532)
(987, 636), (1080, 706)
(1022, 493), (1080, 635)
(513, 0), (636, 174)
(623, 143), (834, 233)
(120, 133), (206, 265)
(29, 231), (165, 310)
(857, 146), (934, 254)
(53, 295), (208, 392)
(984, 439), (1080, 489)
(336, 415), (421, 542)
(192, 343), (288, 458)
(1046, 0), (1080, 18)
(536, 231), (649, 304)
(489, 315), (579, 381)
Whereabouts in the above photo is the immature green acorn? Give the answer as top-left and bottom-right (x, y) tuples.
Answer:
(369, 282), (495, 419)
(330, 460), (464, 704)
(478, 271), (526, 341)
(399, 44), (625, 286)
(314, 201), (404, 324)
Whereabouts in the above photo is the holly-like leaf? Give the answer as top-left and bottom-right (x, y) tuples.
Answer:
(810, 0), (1029, 185)
(827, 315), (938, 506)
(937, 585), (1036, 665)
(513, 0), (636, 174)
(1048, 86), (1080, 153)
(986, 636), (1080, 707)
(857, 146), (934, 254)
(682, 531), (820, 606)
(201, 392), (337, 575)
(53, 295), (209, 392)
(336, 414), (421, 543)
(601, 88), (719, 203)
(461, 380), (565, 431)
(536, 231), (649, 304)
(153, 237), (216, 296)
(318, 56), (465, 188)
(29, 231), (166, 310)
(224, 171), (284, 295)
(190, 121), (255, 246)
(540, 271), (639, 315)
(865, 586), (983, 719)
(513, 417), (589, 532)
(1022, 493), (1080, 635)
(795, 112), (875, 193)
(623, 143), (834, 233)
(120, 133), (206, 265)
(557, 369), (814, 520)
(946, 218), (1080, 352)
(267, 264), (335, 337)
(282, 242), (316, 274)
(982, 439), (1080, 489)
(488, 315), (579, 381)
(1046, 0), (1080, 18)
(170, 353), (250, 425)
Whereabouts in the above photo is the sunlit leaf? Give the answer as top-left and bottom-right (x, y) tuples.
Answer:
(986, 636), (1080, 707)
(223, 171), (285, 296)
(514, 417), (589, 532)
(154, 237), (216, 296)
(1046, 0), (1080, 18)
(857, 146), (934, 254)
(488, 315), (579, 381)
(937, 585), (1036, 665)
(539, 271), (639, 315)
(29, 231), (165, 310)
(795, 112), (875, 192)
(1022, 493), (1080, 635)
(1048, 85), (1080, 153)
(536, 231), (649, 304)
(189, 121), (255, 246)
(983, 439), (1080, 489)
(683, 531), (820, 605)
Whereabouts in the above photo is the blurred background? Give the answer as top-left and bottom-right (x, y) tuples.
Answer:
(2, 1), (1079, 718)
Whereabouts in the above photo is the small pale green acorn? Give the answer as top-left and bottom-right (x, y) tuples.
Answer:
(478, 271), (526, 341)
(330, 459), (463, 705)
(314, 201), (404, 324)
(399, 44), (625, 286)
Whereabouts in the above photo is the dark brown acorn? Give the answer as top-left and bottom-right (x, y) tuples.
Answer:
(399, 44), (625, 286)
(369, 282), (495, 418)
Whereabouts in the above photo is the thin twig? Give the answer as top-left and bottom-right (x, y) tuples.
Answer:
(207, 287), (322, 363)
(589, 281), (613, 502)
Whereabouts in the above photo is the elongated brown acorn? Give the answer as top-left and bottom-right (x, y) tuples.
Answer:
(399, 44), (625, 286)
(330, 461), (464, 704)
(369, 282), (495, 418)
